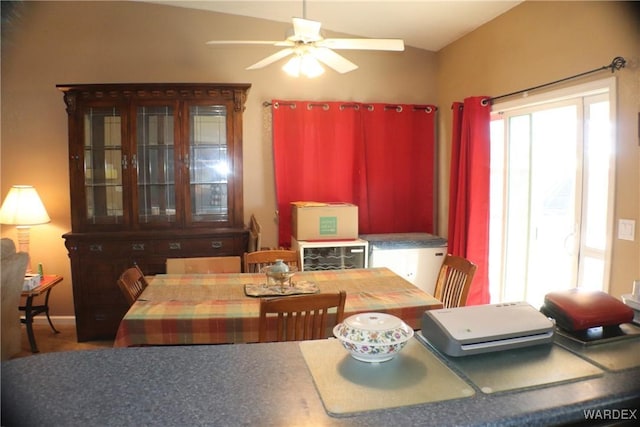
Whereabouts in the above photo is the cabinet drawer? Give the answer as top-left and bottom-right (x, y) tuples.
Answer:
(154, 237), (240, 255)
(74, 240), (154, 255)
(74, 241), (127, 256)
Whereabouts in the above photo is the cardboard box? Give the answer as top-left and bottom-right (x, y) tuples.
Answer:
(291, 202), (358, 241)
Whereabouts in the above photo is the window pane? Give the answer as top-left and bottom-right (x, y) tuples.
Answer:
(189, 105), (229, 222)
(527, 105), (578, 305)
(83, 108), (123, 224)
(584, 101), (610, 250)
(503, 114), (531, 302)
(489, 117), (505, 302)
(137, 106), (176, 224)
(581, 256), (605, 291)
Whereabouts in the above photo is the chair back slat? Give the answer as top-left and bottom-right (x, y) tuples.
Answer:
(117, 265), (149, 306)
(243, 250), (299, 273)
(433, 255), (477, 308)
(259, 291), (346, 342)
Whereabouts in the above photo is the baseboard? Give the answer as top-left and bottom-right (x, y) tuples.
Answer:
(29, 316), (76, 326)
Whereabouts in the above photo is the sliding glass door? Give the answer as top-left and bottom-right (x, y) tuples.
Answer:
(489, 79), (615, 307)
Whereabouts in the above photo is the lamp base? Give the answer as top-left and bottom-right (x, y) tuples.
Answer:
(16, 226), (32, 273)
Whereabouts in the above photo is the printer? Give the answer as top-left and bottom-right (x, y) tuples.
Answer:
(421, 302), (554, 357)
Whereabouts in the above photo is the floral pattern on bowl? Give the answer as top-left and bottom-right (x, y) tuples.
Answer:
(333, 312), (414, 363)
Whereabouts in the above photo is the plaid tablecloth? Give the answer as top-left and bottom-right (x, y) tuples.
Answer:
(113, 267), (442, 347)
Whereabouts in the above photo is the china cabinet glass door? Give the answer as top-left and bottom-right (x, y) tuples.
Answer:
(136, 105), (176, 225)
(189, 104), (230, 223)
(61, 82), (248, 232)
(83, 107), (123, 224)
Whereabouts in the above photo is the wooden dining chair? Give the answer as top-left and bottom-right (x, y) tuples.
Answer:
(117, 265), (149, 306)
(258, 290), (347, 343)
(433, 254), (477, 308)
(166, 256), (242, 274)
(243, 249), (299, 273)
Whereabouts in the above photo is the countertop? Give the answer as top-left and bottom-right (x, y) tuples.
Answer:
(360, 232), (447, 249)
(2, 338), (639, 426)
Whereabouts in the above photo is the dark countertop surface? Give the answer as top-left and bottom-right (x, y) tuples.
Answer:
(360, 233), (447, 249)
(2, 337), (639, 426)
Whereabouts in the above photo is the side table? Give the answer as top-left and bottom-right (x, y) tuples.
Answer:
(20, 275), (63, 353)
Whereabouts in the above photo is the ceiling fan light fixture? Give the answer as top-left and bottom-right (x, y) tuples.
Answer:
(207, 10), (404, 76)
(282, 53), (325, 78)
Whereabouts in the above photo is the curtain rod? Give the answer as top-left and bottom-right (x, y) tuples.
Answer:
(489, 56), (626, 103)
(263, 101), (436, 113)
(263, 57), (626, 108)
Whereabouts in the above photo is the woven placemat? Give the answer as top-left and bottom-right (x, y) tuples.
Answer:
(244, 281), (319, 297)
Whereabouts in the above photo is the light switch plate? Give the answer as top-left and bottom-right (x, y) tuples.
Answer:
(618, 219), (636, 241)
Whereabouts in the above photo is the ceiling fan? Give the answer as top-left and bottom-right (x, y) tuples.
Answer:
(205, 3), (404, 77)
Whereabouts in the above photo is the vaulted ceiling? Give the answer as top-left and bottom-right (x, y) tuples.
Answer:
(140, 1), (523, 51)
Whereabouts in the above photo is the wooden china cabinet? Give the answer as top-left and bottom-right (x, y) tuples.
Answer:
(58, 83), (251, 341)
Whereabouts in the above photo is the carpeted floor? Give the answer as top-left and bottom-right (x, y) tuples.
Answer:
(11, 323), (114, 360)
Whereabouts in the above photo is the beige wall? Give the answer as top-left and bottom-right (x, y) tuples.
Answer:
(0, 1), (436, 316)
(436, 1), (640, 299)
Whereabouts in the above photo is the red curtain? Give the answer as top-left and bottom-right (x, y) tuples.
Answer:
(361, 104), (436, 234)
(448, 96), (491, 305)
(272, 100), (436, 248)
(272, 101), (365, 248)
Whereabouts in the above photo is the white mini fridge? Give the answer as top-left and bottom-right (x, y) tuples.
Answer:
(291, 237), (369, 271)
(360, 233), (447, 295)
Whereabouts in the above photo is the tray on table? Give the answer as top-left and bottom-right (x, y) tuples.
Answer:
(244, 281), (320, 297)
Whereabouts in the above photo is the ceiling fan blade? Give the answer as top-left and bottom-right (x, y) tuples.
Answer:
(246, 48), (295, 70)
(291, 17), (323, 43)
(206, 40), (282, 46)
(274, 40), (296, 47)
(309, 47), (358, 74)
(317, 38), (405, 51)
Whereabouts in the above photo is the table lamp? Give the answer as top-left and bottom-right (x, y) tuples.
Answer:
(0, 185), (51, 272)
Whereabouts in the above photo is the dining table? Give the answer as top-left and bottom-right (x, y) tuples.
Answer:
(113, 267), (443, 347)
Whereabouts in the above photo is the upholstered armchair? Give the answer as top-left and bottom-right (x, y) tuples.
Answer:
(1, 238), (28, 360)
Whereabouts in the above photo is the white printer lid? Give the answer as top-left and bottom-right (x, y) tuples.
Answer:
(426, 302), (553, 344)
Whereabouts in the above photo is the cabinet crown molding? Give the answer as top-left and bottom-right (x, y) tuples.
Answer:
(57, 83), (251, 112)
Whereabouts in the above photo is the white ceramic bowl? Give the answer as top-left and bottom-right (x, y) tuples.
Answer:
(333, 312), (414, 363)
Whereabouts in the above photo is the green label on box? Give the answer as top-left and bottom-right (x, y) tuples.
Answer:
(319, 216), (337, 235)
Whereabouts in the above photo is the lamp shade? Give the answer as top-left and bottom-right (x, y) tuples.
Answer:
(0, 185), (50, 226)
